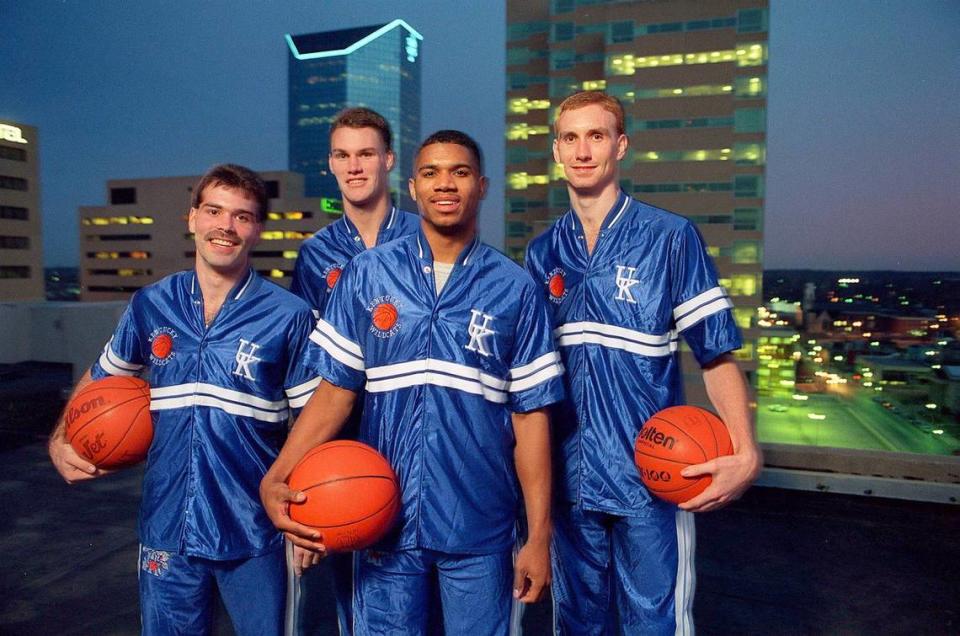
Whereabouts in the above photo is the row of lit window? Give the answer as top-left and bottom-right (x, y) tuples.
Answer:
(636, 144), (765, 165)
(88, 251), (150, 260)
(266, 211), (313, 221)
(82, 216), (154, 226)
(87, 268), (152, 277)
(609, 44), (767, 75)
(507, 123), (551, 141)
(719, 274), (760, 297)
(705, 241), (763, 264)
(507, 97), (551, 115)
(608, 77), (765, 103)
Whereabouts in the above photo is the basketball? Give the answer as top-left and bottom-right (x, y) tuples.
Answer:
(287, 440), (400, 552)
(372, 302), (398, 331)
(634, 405), (733, 505)
(65, 376), (153, 469)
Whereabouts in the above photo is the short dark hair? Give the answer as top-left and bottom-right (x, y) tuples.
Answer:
(417, 130), (484, 174)
(192, 164), (268, 222)
(330, 107), (392, 151)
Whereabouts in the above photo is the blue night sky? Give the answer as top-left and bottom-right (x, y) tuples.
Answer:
(1, 0), (957, 270)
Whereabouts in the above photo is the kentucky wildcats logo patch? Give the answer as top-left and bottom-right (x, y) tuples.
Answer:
(545, 267), (568, 304)
(141, 547), (170, 578)
(148, 327), (178, 366)
(367, 295), (402, 339)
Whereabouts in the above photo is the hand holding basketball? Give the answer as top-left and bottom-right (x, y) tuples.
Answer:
(65, 376), (152, 470)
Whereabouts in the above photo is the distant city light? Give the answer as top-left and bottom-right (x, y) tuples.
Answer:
(932, 429), (944, 435)
(792, 394), (809, 401)
(837, 278), (860, 284)
(925, 403), (937, 410)
(808, 413), (826, 420)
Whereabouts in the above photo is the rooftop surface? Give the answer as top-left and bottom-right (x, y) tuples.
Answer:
(1, 363), (957, 634)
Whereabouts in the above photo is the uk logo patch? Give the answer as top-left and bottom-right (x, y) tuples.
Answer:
(367, 295), (402, 339)
(545, 267), (568, 304)
(614, 265), (639, 304)
(148, 327), (178, 365)
(141, 547), (170, 578)
(465, 309), (497, 357)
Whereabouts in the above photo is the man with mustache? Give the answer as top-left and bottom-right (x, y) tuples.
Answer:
(48, 164), (319, 636)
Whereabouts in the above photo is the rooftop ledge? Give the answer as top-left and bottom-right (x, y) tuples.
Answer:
(758, 442), (960, 505)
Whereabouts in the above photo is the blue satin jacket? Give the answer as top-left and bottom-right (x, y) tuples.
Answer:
(290, 206), (420, 318)
(305, 231), (565, 554)
(525, 192), (742, 516)
(92, 270), (319, 559)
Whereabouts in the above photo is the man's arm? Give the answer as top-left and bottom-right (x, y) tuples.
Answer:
(260, 379), (357, 551)
(48, 369), (113, 483)
(511, 408), (552, 603)
(679, 354), (762, 512)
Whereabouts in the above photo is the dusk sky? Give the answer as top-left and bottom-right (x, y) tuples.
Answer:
(1, 1), (957, 271)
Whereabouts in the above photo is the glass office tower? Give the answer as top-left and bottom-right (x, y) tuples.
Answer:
(287, 20), (422, 210)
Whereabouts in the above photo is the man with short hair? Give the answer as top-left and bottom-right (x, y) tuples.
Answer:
(524, 91), (762, 634)
(288, 107), (419, 635)
(262, 130), (565, 635)
(49, 164), (320, 636)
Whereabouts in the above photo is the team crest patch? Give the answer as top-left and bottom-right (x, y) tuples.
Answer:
(614, 265), (639, 304)
(141, 547), (170, 578)
(324, 264), (344, 291)
(148, 327), (178, 365)
(367, 296), (402, 338)
(545, 267), (568, 304)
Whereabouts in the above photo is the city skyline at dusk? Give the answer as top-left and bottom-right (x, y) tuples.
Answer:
(1, 0), (957, 271)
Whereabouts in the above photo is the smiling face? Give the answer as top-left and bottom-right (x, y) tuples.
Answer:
(188, 184), (261, 279)
(328, 126), (395, 209)
(408, 142), (488, 239)
(553, 103), (628, 197)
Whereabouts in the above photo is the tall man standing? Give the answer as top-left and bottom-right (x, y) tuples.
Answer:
(524, 91), (763, 634)
(48, 164), (320, 635)
(288, 107), (420, 635)
(262, 131), (565, 634)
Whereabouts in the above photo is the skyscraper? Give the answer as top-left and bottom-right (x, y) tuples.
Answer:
(506, 0), (767, 403)
(0, 119), (44, 301)
(287, 19), (423, 209)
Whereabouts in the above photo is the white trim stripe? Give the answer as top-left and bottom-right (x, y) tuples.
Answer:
(150, 382), (287, 411)
(555, 321), (674, 346)
(150, 394), (289, 423)
(234, 270), (255, 299)
(606, 195), (631, 229)
(673, 286), (727, 320)
(286, 376), (321, 399)
(674, 296), (733, 333)
(386, 206), (397, 229)
(509, 351), (561, 380)
(557, 331), (678, 357)
(314, 320), (362, 357)
(366, 371), (509, 403)
(674, 509), (696, 636)
(311, 309), (320, 320)
(98, 345), (142, 376)
(509, 362), (563, 393)
(367, 358), (507, 391)
(310, 329), (365, 371)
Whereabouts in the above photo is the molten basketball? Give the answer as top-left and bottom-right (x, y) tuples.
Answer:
(634, 405), (733, 505)
(372, 302), (398, 331)
(65, 376), (153, 469)
(288, 440), (400, 552)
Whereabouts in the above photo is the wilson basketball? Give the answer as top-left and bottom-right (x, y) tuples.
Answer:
(634, 405), (733, 505)
(288, 440), (400, 552)
(65, 376), (153, 469)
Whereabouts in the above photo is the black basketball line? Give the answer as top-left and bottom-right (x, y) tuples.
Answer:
(697, 409), (720, 456)
(100, 402), (151, 465)
(68, 394), (152, 443)
(298, 481), (399, 529)
(647, 415), (708, 460)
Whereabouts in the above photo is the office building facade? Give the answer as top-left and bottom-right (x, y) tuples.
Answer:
(506, 0), (768, 402)
(287, 19), (422, 209)
(0, 119), (44, 301)
(79, 171), (331, 301)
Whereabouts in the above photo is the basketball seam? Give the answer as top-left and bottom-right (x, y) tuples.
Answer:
(294, 486), (399, 530)
(650, 415), (709, 459)
(99, 402), (151, 466)
(67, 393), (154, 443)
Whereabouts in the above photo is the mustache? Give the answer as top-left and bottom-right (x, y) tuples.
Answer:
(203, 230), (240, 243)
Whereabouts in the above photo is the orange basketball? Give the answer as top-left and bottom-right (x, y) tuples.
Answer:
(151, 333), (173, 359)
(548, 273), (565, 298)
(288, 440), (400, 552)
(65, 376), (153, 469)
(634, 405), (732, 505)
(371, 303), (398, 331)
